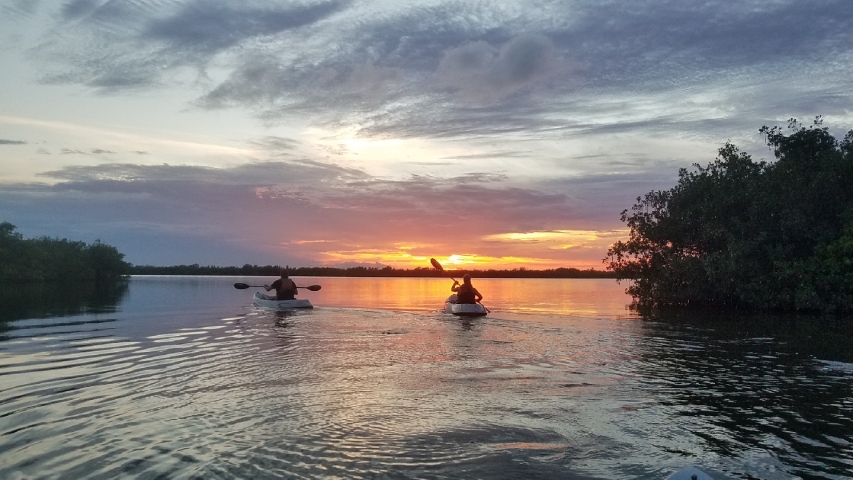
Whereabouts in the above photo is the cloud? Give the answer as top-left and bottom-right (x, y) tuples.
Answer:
(439, 150), (531, 161)
(2, 159), (611, 266)
(248, 136), (301, 153)
(36, 159), (367, 186)
(18, 0), (853, 141)
(336, 63), (405, 102)
(144, 0), (351, 56)
(60, 0), (98, 20)
(1, 0), (41, 18)
(35, 0), (352, 91)
(436, 34), (559, 103)
(481, 229), (629, 257)
(57, 147), (116, 155)
(0, 139), (27, 145)
(5, 0), (852, 268)
(197, 57), (406, 114)
(60, 148), (87, 155)
(195, 53), (297, 109)
(3, 160), (369, 265)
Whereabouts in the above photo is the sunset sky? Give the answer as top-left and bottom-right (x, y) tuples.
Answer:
(1, 0), (852, 269)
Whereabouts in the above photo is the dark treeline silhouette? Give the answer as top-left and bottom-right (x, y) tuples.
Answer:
(0, 222), (131, 282)
(605, 118), (853, 313)
(130, 263), (616, 278)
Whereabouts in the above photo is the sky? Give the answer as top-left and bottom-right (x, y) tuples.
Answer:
(1, 0), (852, 270)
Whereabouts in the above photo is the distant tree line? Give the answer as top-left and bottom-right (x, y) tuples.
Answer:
(0, 222), (131, 282)
(130, 263), (616, 278)
(605, 118), (853, 313)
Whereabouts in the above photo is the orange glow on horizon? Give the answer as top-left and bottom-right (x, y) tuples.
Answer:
(290, 239), (333, 245)
(320, 249), (430, 267)
(315, 249), (606, 270)
(282, 230), (628, 271)
(483, 229), (627, 244)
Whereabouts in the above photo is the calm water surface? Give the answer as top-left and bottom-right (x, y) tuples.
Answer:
(1, 276), (851, 479)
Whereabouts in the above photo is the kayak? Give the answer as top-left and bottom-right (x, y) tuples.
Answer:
(253, 292), (313, 310)
(444, 295), (488, 317)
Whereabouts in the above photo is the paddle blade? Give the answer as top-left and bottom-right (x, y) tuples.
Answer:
(233, 283), (251, 289)
(430, 258), (444, 272)
(303, 285), (322, 291)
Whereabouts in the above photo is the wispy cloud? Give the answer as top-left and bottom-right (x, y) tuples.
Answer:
(436, 34), (560, 104)
(144, 0), (351, 57)
(60, 148), (87, 155)
(21, 0), (851, 139)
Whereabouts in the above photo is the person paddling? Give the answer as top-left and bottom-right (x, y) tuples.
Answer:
(264, 268), (298, 300)
(451, 274), (483, 304)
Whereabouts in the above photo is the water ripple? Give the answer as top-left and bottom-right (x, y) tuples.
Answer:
(1, 287), (852, 479)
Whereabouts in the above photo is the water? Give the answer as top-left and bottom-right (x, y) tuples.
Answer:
(1, 276), (851, 479)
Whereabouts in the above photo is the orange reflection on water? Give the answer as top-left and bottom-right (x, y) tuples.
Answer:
(291, 277), (633, 318)
(296, 277), (455, 312)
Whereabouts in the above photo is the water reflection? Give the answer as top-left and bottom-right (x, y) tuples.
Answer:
(285, 277), (633, 318)
(640, 309), (853, 362)
(0, 280), (129, 324)
(2, 277), (850, 479)
(457, 318), (477, 331)
(273, 310), (297, 327)
(635, 310), (853, 477)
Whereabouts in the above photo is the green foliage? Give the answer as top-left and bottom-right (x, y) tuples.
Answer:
(87, 240), (132, 282)
(0, 222), (131, 282)
(605, 118), (853, 312)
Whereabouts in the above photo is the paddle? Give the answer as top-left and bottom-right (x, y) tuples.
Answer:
(233, 283), (321, 291)
(430, 258), (457, 283)
(430, 258), (490, 313)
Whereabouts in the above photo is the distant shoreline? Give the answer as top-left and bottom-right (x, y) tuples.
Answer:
(129, 264), (617, 279)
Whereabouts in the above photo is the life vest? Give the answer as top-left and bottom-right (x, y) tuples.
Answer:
(275, 278), (297, 300)
(456, 284), (476, 304)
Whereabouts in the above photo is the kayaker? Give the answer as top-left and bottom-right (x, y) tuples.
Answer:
(451, 274), (483, 304)
(264, 268), (298, 300)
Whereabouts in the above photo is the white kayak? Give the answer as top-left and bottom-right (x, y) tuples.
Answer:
(444, 295), (488, 317)
(253, 292), (313, 310)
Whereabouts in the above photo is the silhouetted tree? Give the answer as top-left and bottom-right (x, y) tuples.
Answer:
(0, 223), (131, 281)
(605, 118), (853, 312)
